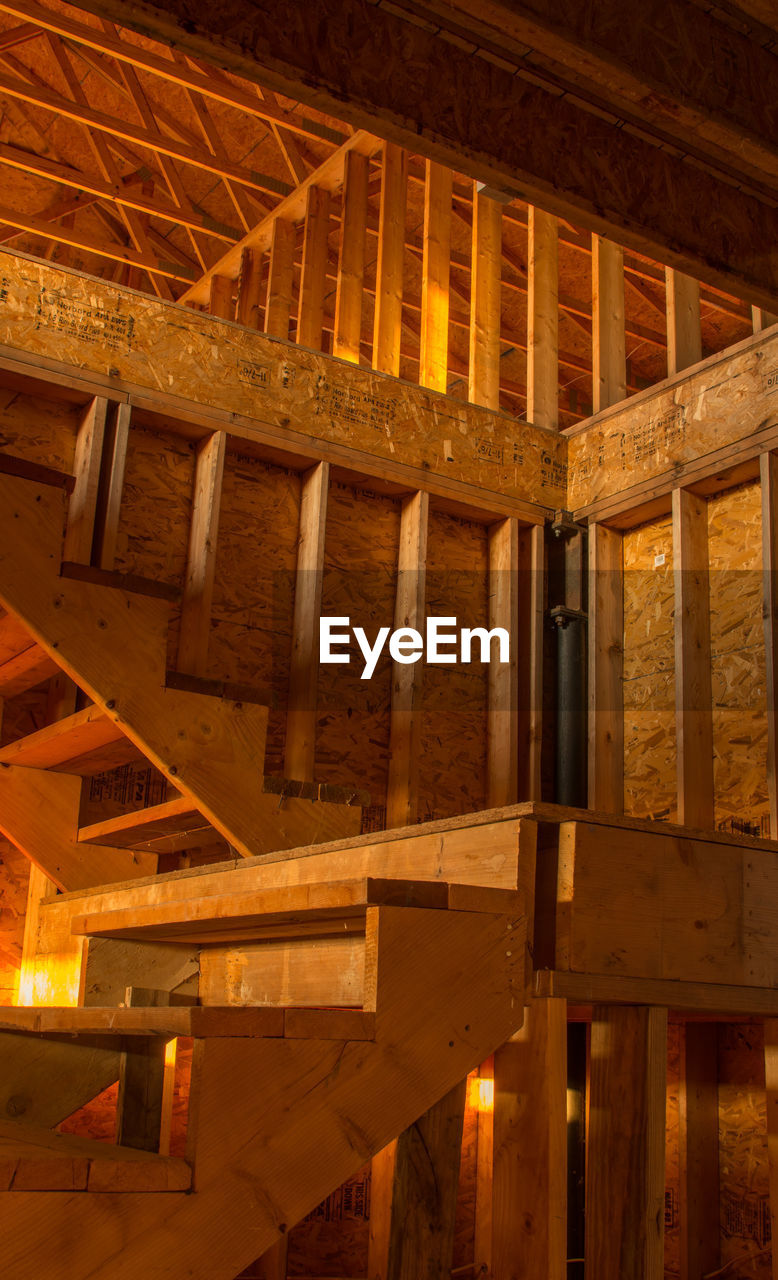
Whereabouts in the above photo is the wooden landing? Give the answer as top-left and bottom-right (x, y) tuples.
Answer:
(0, 1120), (191, 1192)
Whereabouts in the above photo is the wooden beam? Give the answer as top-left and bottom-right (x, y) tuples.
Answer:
(527, 205), (558, 430)
(285, 461), (329, 782)
(753, 306), (778, 332)
(116, 987), (168, 1153)
(592, 236), (626, 413)
(373, 143), (407, 377)
(297, 186), (330, 352)
(517, 524), (544, 802)
(672, 488), (714, 829)
(469, 188), (502, 410)
(208, 273), (233, 321)
(765, 1019), (778, 1280)
(386, 490), (429, 829)
(487, 518), (519, 807)
(679, 1023), (720, 1280)
(92, 402), (131, 572)
(473, 1055), (494, 1277)
(333, 149), (368, 363)
(419, 160), (452, 394)
(763, 451), (778, 838)
(254, 1240), (288, 1280)
(665, 268), (702, 377)
(16, 862), (56, 1005)
(236, 248), (264, 329)
(586, 1005), (667, 1280)
(177, 432), (226, 678)
(64, 396), (108, 565)
(588, 523), (624, 813)
(264, 218), (295, 341)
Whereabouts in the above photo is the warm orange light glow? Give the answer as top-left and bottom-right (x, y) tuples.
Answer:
(468, 1075), (495, 1112)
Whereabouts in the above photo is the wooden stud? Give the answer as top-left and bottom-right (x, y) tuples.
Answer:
(265, 218), (295, 340)
(517, 524), (544, 802)
(588, 523), (624, 813)
(208, 273), (233, 321)
(765, 1019), (778, 1280)
(679, 1024), (720, 1280)
(333, 149), (368, 363)
(473, 1055), (494, 1277)
(297, 185), (330, 351)
(469, 187), (502, 411)
(762, 451), (778, 838)
(92, 401), (131, 572)
(492, 998), (567, 1280)
(16, 862), (56, 1005)
(116, 986), (169, 1153)
(592, 236), (626, 413)
(177, 432), (227, 678)
(487, 518), (519, 807)
(665, 268), (702, 377)
(386, 490), (429, 828)
(672, 488), (714, 828)
(586, 1005), (667, 1280)
(527, 205), (559, 429)
(64, 396), (108, 564)
(236, 247), (264, 329)
(419, 160), (452, 393)
(753, 306), (778, 332)
(373, 143), (407, 376)
(285, 461), (329, 782)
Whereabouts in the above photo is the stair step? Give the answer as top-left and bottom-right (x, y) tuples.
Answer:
(78, 796), (210, 854)
(0, 1119), (191, 1192)
(0, 1005), (375, 1042)
(0, 612), (58, 696)
(0, 450), (75, 493)
(0, 705), (139, 774)
(60, 561), (180, 603)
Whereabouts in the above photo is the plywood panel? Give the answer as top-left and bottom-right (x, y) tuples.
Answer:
(0, 387), (78, 474)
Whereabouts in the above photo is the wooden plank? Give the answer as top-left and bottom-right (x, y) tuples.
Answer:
(177, 431), (226, 677)
(0, 1119), (192, 1192)
(665, 268), (701, 377)
(526, 205), (558, 430)
(58, 561), (180, 601)
(117, 986), (168, 1153)
(264, 218), (295, 340)
(333, 149), (368, 363)
(255, 1240), (288, 1280)
(198, 933), (367, 1008)
(0, 704), (136, 774)
(586, 1005), (667, 1280)
(517, 524), (544, 801)
(672, 488), (714, 828)
(285, 461), (329, 782)
(592, 236), (626, 413)
(473, 1055), (494, 1277)
(753, 306), (778, 332)
(487, 517), (519, 807)
(536, 968), (778, 1016)
(297, 186), (330, 352)
(78, 797), (210, 853)
(82, 937), (199, 1007)
(764, 1019), (778, 1280)
(0, 639), (59, 696)
(93, 401), (131, 571)
(0, 1006), (286, 1037)
(208, 273), (233, 321)
(0, 1030), (119, 1127)
(63, 395), (108, 564)
(373, 143), (407, 377)
(236, 248), (264, 329)
(679, 1023), (720, 1280)
(0, 449), (74, 492)
(587, 523), (624, 812)
(492, 998), (567, 1280)
(469, 188), (502, 411)
(419, 160), (452, 394)
(386, 490), (429, 828)
(762, 451), (778, 837)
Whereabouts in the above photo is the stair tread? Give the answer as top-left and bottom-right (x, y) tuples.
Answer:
(0, 1118), (191, 1192)
(0, 1005), (376, 1041)
(79, 796), (209, 852)
(0, 705), (140, 774)
(0, 612), (59, 696)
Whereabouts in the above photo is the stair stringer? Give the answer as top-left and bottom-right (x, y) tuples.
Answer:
(0, 904), (527, 1280)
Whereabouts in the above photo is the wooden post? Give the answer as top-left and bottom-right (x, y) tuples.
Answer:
(588, 523), (624, 812)
(764, 1020), (778, 1280)
(419, 160), (452, 393)
(488, 518), (519, 808)
(762, 451), (778, 838)
(208, 273), (233, 321)
(527, 206), (558, 429)
(373, 142), (407, 376)
(93, 401), (131, 572)
(386, 490), (429, 828)
(16, 862), (56, 1005)
(665, 268), (702, 376)
(592, 235), (626, 413)
(177, 432), (227, 678)
(469, 186), (502, 410)
(672, 487), (714, 828)
(333, 149), (369, 363)
(285, 461), (329, 782)
(64, 396), (108, 565)
(586, 1005), (667, 1280)
(116, 987), (169, 1153)
(679, 1024), (720, 1280)
(492, 999), (567, 1280)
(517, 524), (544, 802)
(297, 186), (330, 351)
(473, 1055), (494, 1277)
(265, 218), (296, 340)
(367, 1079), (467, 1279)
(753, 306), (778, 332)
(236, 247), (264, 329)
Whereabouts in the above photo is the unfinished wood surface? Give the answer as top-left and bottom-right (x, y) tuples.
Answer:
(0, 705), (136, 774)
(492, 998), (567, 1280)
(473, 1055), (494, 1277)
(78, 797), (210, 853)
(419, 160), (452, 394)
(0, 630), (59, 696)
(236, 249), (264, 330)
(526, 206), (559, 430)
(333, 150), (368, 363)
(63, 396), (108, 565)
(386, 490), (429, 828)
(254, 1240), (289, 1280)
(0, 1118), (191, 1192)
(516, 524), (544, 801)
(373, 143), (407, 377)
(586, 1005), (666, 1280)
(0, 1030), (119, 1128)
(679, 1023), (720, 1280)
(93, 401), (131, 571)
(0, 1005), (285, 1037)
(297, 186), (330, 352)
(665, 269), (702, 377)
(672, 488), (714, 828)
(754, 307), (778, 333)
(469, 188), (501, 411)
(536, 967), (778, 1016)
(763, 452), (778, 837)
(588, 523), (624, 812)
(487, 517), (519, 807)
(177, 431), (226, 678)
(765, 1019), (778, 1280)
(285, 460), (329, 782)
(117, 986), (168, 1153)
(592, 236), (626, 414)
(264, 218), (295, 341)
(209, 275), (233, 322)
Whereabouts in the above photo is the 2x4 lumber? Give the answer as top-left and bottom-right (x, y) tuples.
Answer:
(386, 490), (429, 828)
(665, 268), (702, 377)
(285, 461), (329, 782)
(765, 1020), (778, 1280)
(468, 188), (502, 411)
(92, 401), (131, 571)
(0, 704), (134, 774)
(236, 247), (263, 329)
(672, 488), (714, 828)
(16, 861), (56, 1006)
(679, 1023), (720, 1280)
(117, 987), (168, 1153)
(297, 185), (330, 351)
(516, 524), (544, 801)
(333, 149), (369, 363)
(78, 796), (209, 854)
(64, 395), (108, 564)
(586, 1005), (667, 1280)
(177, 431), (226, 678)
(0, 1005), (286, 1038)
(536, 968), (778, 1018)
(754, 306), (778, 332)
(0, 1118), (192, 1192)
(526, 205), (559, 430)
(419, 160), (452, 393)
(761, 451), (778, 837)
(208, 273), (233, 321)
(487, 518), (519, 807)
(0, 636), (58, 696)
(587, 523), (624, 813)
(373, 143), (407, 376)
(264, 217), (295, 340)
(492, 998), (567, 1280)
(592, 236), (626, 413)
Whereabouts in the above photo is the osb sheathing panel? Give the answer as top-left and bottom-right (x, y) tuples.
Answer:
(568, 327), (778, 512)
(0, 387), (77, 473)
(718, 1024), (772, 1279)
(0, 252), (566, 509)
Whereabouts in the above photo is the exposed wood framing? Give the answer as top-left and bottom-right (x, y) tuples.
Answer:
(373, 143), (407, 377)
(665, 268), (702, 377)
(487, 517), (519, 807)
(297, 185), (330, 352)
(92, 402), (131, 572)
(333, 149), (368, 363)
(177, 431), (227, 678)
(517, 524), (544, 801)
(672, 488), (714, 829)
(419, 160), (452, 394)
(468, 188), (501, 411)
(762, 451), (778, 837)
(236, 248), (264, 330)
(679, 1023), (720, 1280)
(264, 218), (295, 341)
(386, 490), (429, 829)
(588, 523), (624, 813)
(285, 461), (329, 782)
(208, 273), (233, 321)
(592, 236), (626, 413)
(526, 206), (558, 430)
(64, 396), (108, 565)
